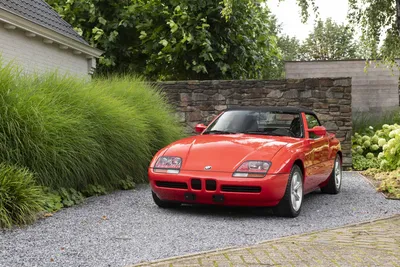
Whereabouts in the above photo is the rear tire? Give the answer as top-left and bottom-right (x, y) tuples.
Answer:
(321, 154), (342, 194)
(152, 191), (181, 209)
(273, 165), (303, 218)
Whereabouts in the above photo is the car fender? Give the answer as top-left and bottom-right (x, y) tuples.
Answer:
(268, 144), (306, 175)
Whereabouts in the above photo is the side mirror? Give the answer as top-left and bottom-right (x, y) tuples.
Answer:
(195, 123), (207, 133)
(307, 126), (327, 136)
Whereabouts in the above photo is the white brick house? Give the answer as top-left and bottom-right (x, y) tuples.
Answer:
(0, 0), (102, 78)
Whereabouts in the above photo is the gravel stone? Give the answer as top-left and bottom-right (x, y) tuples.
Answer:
(0, 172), (399, 267)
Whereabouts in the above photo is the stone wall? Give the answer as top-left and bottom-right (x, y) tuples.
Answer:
(158, 78), (352, 166)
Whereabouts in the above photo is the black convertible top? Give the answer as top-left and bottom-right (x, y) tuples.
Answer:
(225, 106), (317, 116)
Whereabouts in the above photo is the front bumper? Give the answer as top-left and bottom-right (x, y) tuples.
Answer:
(148, 169), (289, 207)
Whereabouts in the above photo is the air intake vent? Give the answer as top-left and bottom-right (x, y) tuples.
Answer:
(206, 180), (217, 191)
(191, 179), (202, 190)
(155, 181), (188, 189)
(221, 185), (261, 193)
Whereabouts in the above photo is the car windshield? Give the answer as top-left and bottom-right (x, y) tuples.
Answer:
(203, 110), (303, 138)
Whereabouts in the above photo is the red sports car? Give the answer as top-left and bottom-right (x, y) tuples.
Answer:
(148, 107), (342, 217)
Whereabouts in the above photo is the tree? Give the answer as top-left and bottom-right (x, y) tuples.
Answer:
(274, 35), (302, 78)
(348, 0), (400, 63)
(278, 35), (302, 61)
(288, 0), (400, 64)
(300, 18), (358, 60)
(47, 0), (281, 80)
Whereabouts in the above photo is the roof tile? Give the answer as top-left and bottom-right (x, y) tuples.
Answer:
(0, 0), (88, 44)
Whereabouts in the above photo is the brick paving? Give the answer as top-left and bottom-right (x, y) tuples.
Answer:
(131, 215), (400, 267)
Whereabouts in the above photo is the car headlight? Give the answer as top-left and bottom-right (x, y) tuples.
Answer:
(154, 156), (182, 174)
(233, 161), (271, 178)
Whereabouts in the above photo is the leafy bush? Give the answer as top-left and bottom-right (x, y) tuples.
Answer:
(42, 188), (63, 213)
(352, 123), (400, 171)
(119, 176), (136, 190)
(57, 188), (85, 207)
(0, 62), (185, 191)
(82, 184), (107, 197)
(0, 163), (45, 228)
(353, 122), (400, 197)
(352, 154), (380, 170)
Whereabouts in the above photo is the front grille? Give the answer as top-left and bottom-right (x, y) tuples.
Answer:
(191, 179), (202, 190)
(206, 180), (217, 191)
(155, 181), (188, 189)
(221, 185), (261, 193)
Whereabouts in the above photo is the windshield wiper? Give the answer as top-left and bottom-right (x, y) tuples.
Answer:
(203, 130), (238, 135)
(241, 131), (282, 136)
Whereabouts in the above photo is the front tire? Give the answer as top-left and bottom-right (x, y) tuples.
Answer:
(321, 154), (342, 194)
(152, 191), (181, 209)
(273, 165), (304, 218)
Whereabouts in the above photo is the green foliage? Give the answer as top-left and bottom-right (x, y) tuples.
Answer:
(278, 35), (302, 61)
(47, 0), (281, 80)
(379, 124), (400, 171)
(119, 176), (136, 190)
(348, 0), (400, 63)
(82, 184), (107, 197)
(0, 61), (185, 191)
(352, 154), (380, 171)
(290, 0), (400, 65)
(42, 188), (64, 213)
(276, 18), (359, 76)
(58, 188), (85, 207)
(301, 18), (358, 60)
(276, 35), (302, 77)
(0, 163), (46, 228)
(352, 123), (400, 171)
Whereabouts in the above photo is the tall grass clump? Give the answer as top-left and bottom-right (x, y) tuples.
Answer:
(0, 163), (45, 228)
(93, 75), (184, 153)
(353, 109), (400, 134)
(0, 61), (185, 191)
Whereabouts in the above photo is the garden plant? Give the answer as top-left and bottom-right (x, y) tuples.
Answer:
(0, 61), (185, 228)
(352, 121), (400, 198)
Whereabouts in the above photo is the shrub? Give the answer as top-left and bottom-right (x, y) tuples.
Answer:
(57, 188), (85, 207)
(82, 184), (107, 197)
(352, 154), (380, 170)
(0, 61), (185, 191)
(352, 123), (400, 171)
(42, 188), (63, 213)
(0, 163), (45, 228)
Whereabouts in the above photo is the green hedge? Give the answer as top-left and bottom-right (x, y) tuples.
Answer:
(0, 61), (185, 191)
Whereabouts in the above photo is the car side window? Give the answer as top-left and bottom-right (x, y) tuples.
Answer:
(305, 114), (321, 139)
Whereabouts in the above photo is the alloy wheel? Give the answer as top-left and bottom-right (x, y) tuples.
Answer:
(290, 171), (303, 212)
(335, 157), (342, 189)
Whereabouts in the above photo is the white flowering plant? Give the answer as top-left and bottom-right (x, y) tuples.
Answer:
(352, 124), (400, 170)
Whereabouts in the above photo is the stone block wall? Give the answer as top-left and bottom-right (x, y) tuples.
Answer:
(157, 78), (352, 166)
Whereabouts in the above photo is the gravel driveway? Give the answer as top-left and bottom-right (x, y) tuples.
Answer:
(1, 172), (399, 267)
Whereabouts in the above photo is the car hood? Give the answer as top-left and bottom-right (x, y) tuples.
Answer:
(162, 134), (297, 172)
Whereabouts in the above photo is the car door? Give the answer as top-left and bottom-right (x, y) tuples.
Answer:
(304, 113), (331, 187)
